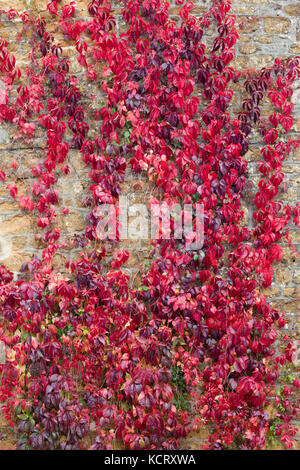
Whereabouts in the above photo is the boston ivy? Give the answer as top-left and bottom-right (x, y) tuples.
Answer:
(0, 0), (299, 450)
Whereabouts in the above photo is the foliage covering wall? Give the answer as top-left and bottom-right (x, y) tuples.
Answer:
(0, 0), (299, 450)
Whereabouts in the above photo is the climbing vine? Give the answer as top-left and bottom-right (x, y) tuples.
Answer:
(0, 0), (299, 450)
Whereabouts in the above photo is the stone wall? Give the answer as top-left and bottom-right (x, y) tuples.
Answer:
(0, 0), (299, 450)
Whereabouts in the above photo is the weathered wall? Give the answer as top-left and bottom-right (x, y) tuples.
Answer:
(0, 0), (299, 450)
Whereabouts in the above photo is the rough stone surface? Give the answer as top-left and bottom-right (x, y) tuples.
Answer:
(0, 0), (299, 451)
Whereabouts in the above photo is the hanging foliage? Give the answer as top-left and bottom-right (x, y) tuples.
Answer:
(0, 0), (299, 450)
